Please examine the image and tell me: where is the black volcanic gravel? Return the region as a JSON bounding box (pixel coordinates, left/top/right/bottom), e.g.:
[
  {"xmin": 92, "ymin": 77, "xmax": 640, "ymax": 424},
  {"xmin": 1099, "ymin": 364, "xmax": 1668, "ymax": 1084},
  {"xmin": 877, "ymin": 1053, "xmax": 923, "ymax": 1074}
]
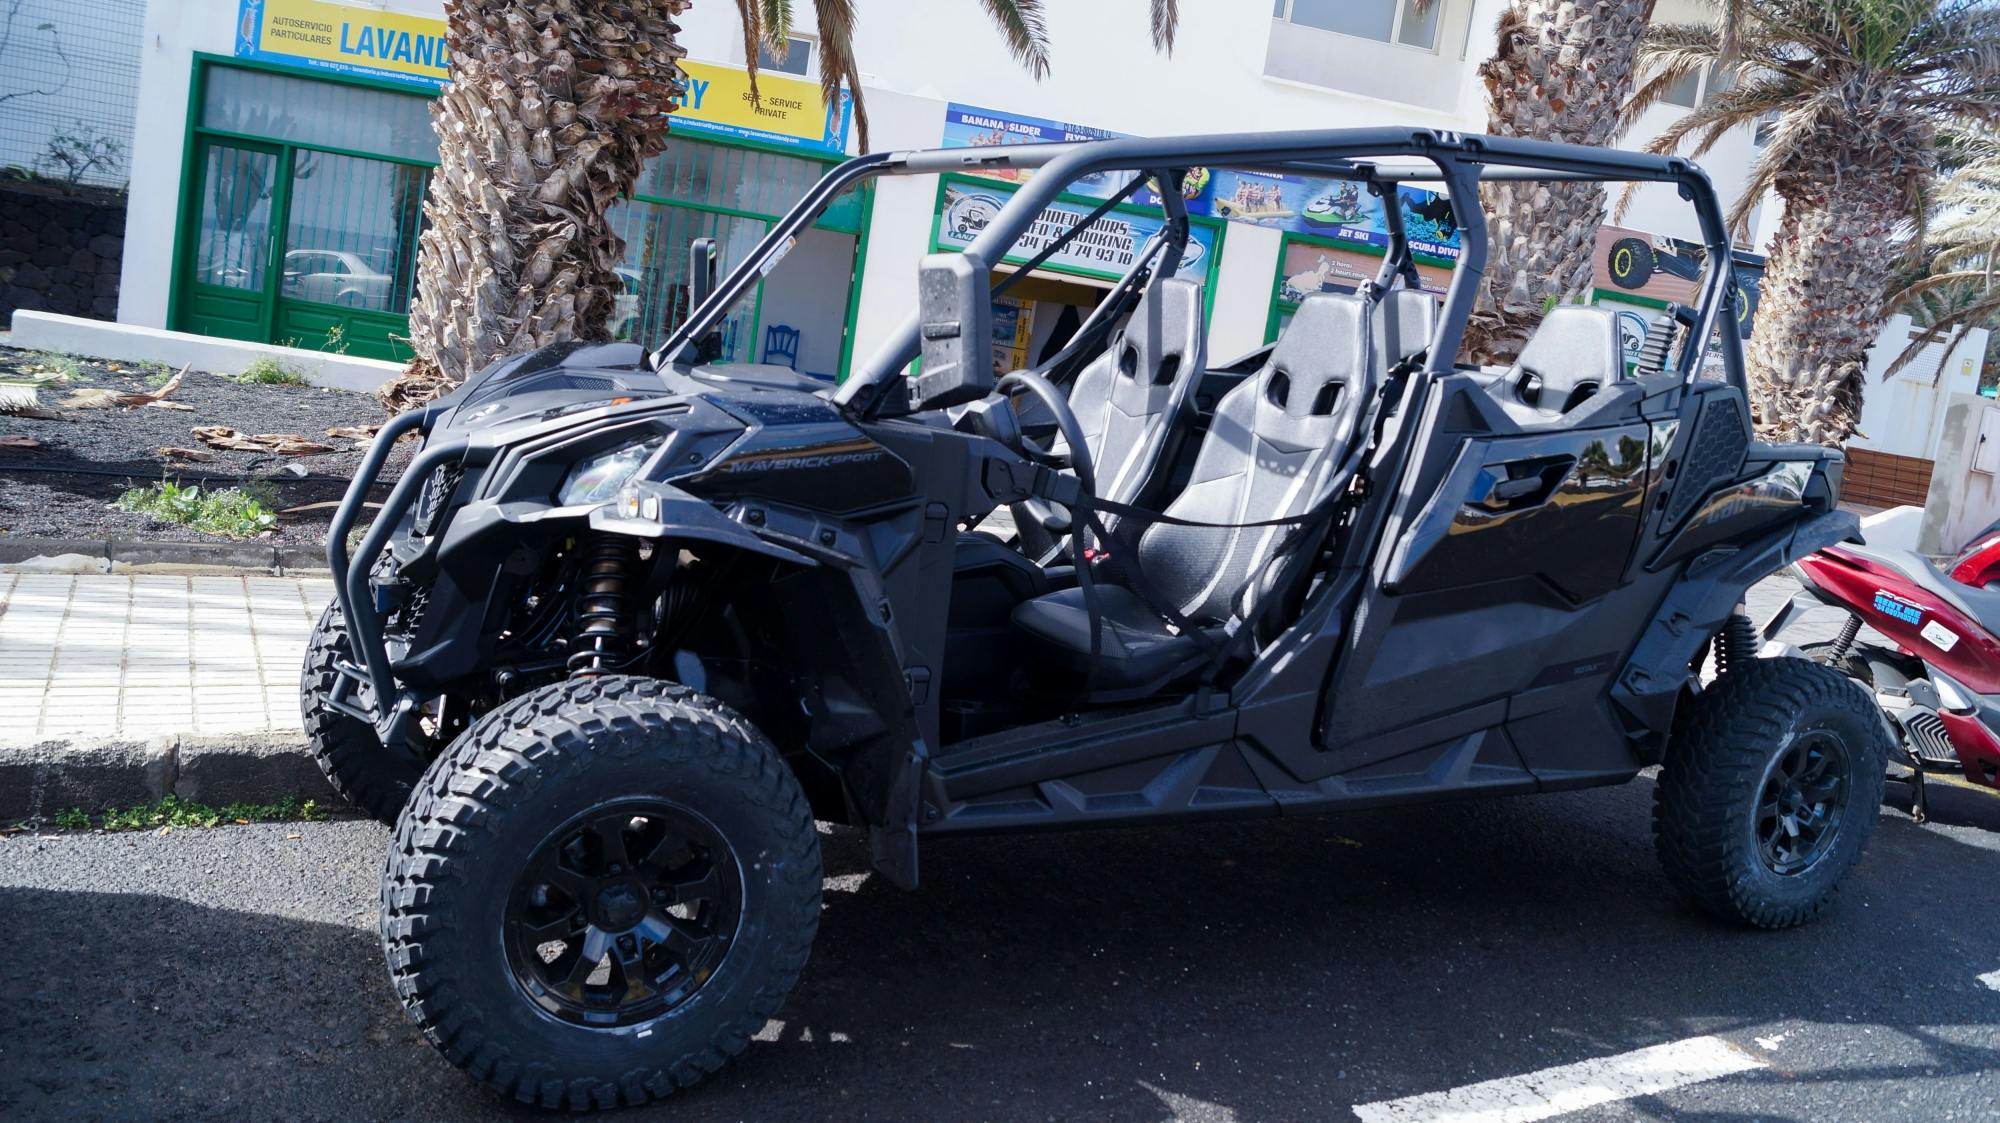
[{"xmin": 0, "ymin": 346, "xmax": 414, "ymax": 545}]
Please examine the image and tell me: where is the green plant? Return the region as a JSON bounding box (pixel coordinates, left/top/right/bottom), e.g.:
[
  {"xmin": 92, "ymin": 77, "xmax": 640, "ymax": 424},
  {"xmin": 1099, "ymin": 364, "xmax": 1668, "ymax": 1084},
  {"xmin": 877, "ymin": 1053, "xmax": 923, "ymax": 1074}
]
[
  {"xmin": 23, "ymin": 350, "xmax": 80, "ymax": 380},
  {"xmin": 139, "ymin": 360, "xmax": 175, "ymax": 387},
  {"xmin": 321, "ymin": 324, "xmax": 350, "ymax": 355},
  {"xmin": 237, "ymin": 356, "xmax": 308, "ymax": 386},
  {"xmin": 115, "ymin": 480, "xmax": 279, "ymax": 538},
  {"xmin": 65, "ymin": 794, "xmax": 327, "ymax": 832}
]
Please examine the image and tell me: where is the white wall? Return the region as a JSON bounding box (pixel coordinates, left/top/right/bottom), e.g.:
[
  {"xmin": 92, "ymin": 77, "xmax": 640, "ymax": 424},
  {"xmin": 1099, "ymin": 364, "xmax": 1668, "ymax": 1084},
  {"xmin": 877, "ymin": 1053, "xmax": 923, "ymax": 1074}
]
[{"xmin": 1850, "ymin": 314, "xmax": 1991, "ymax": 461}]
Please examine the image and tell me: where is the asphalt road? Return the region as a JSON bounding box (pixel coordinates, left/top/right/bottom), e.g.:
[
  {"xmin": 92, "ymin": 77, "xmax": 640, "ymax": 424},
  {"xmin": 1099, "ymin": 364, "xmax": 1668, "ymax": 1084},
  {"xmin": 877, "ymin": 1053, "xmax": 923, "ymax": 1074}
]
[{"xmin": 3, "ymin": 773, "xmax": 1998, "ymax": 1123}]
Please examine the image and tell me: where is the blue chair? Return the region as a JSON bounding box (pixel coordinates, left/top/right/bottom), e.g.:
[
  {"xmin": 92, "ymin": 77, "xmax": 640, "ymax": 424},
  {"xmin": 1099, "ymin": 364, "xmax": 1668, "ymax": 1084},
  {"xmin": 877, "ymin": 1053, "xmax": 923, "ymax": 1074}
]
[{"xmin": 763, "ymin": 324, "xmax": 801, "ymax": 370}]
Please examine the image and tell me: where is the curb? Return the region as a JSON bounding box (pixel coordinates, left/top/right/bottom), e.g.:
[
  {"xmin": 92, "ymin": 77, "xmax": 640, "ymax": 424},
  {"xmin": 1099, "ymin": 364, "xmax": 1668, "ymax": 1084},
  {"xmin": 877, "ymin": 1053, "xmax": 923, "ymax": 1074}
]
[
  {"xmin": 0, "ymin": 731, "xmax": 333, "ymax": 820},
  {"xmin": 0, "ymin": 536, "xmax": 330, "ymax": 575}
]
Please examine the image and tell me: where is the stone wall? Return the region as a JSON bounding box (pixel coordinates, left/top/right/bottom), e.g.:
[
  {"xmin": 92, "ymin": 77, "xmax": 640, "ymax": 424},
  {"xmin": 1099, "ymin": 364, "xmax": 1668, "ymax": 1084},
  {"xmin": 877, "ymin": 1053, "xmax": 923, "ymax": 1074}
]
[{"xmin": 0, "ymin": 180, "xmax": 126, "ymax": 328}]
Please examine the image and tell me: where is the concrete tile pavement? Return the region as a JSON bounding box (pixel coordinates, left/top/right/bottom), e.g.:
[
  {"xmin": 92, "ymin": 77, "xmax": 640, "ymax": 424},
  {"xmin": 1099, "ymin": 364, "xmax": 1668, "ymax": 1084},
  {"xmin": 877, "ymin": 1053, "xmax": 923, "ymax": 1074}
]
[{"xmin": 0, "ymin": 572, "xmax": 331, "ymax": 741}]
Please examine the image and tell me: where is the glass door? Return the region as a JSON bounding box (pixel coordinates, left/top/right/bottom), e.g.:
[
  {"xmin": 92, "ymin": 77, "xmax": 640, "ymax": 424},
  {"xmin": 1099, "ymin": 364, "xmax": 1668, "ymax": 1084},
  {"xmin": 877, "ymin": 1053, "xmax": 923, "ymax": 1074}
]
[
  {"xmin": 178, "ymin": 138, "xmax": 284, "ymax": 343},
  {"xmin": 273, "ymin": 150, "xmax": 429, "ymax": 361}
]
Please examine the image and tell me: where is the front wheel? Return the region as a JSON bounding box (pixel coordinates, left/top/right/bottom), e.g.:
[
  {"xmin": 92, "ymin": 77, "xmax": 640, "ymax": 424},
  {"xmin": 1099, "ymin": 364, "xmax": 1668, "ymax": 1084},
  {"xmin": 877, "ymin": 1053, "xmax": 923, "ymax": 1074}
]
[
  {"xmin": 1654, "ymin": 657, "xmax": 1889, "ymax": 928},
  {"xmin": 300, "ymin": 601, "xmax": 426, "ymax": 823},
  {"xmin": 379, "ymin": 675, "xmax": 821, "ymax": 1110}
]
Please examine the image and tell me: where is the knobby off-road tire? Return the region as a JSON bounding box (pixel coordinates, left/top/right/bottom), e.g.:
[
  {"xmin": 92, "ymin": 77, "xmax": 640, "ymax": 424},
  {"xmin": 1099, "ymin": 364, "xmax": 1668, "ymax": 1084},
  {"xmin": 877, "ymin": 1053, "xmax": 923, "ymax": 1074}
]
[
  {"xmin": 379, "ymin": 675, "xmax": 821, "ymax": 1111},
  {"xmin": 1654, "ymin": 657, "xmax": 1889, "ymax": 928},
  {"xmin": 300, "ymin": 601, "xmax": 422, "ymax": 823}
]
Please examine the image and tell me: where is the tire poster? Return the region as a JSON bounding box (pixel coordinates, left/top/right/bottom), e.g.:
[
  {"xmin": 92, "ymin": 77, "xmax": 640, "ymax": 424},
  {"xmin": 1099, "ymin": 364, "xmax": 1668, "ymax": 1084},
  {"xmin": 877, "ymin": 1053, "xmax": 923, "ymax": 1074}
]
[{"xmin": 1593, "ymin": 224, "xmax": 1763, "ymax": 341}]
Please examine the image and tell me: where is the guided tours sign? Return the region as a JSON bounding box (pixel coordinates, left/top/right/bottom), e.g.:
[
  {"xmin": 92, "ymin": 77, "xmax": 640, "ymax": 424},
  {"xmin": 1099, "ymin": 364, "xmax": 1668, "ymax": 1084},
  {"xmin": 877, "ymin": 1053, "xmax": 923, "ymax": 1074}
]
[{"xmin": 933, "ymin": 177, "xmax": 1218, "ymax": 284}]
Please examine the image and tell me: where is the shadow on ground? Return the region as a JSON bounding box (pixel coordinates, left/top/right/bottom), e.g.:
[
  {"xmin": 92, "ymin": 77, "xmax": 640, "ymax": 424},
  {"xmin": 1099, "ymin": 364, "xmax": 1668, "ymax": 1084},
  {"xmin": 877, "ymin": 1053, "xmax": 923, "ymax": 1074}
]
[{"xmin": 2, "ymin": 780, "xmax": 1996, "ymax": 1122}]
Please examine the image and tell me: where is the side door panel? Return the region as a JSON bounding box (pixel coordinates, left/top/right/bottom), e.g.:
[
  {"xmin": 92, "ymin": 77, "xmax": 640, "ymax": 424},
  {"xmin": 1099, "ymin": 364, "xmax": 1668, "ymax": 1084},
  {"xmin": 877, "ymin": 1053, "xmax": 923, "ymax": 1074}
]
[{"xmin": 1315, "ymin": 379, "xmax": 1678, "ymax": 781}]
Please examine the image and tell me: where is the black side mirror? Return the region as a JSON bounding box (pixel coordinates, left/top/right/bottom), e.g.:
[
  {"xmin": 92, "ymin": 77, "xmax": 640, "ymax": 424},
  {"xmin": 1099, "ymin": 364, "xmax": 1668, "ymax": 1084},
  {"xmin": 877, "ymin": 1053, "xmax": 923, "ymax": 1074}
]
[
  {"xmin": 687, "ymin": 238, "xmax": 723, "ymax": 362},
  {"xmin": 911, "ymin": 252, "xmax": 993, "ymax": 409}
]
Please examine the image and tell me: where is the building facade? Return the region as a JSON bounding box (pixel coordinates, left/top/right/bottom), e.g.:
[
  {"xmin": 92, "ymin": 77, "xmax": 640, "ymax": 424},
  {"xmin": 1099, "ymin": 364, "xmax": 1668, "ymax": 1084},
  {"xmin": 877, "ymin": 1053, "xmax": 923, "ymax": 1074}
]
[{"xmin": 120, "ymin": 0, "xmax": 1776, "ymax": 379}]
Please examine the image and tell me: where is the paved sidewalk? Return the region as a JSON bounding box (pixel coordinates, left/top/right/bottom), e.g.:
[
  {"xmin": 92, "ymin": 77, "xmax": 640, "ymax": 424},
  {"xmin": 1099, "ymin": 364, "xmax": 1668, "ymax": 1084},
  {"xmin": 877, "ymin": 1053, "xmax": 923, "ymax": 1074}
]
[{"xmin": 0, "ymin": 573, "xmax": 330, "ymax": 741}]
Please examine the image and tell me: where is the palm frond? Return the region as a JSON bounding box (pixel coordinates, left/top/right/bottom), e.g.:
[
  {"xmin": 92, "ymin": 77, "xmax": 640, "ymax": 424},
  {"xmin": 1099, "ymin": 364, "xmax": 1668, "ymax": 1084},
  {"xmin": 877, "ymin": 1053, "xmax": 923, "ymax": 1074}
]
[
  {"xmin": 1150, "ymin": 0, "xmax": 1179, "ymax": 54},
  {"xmin": 760, "ymin": 0, "xmax": 792, "ymax": 57},
  {"xmin": 814, "ymin": 0, "xmax": 869, "ymax": 151},
  {"xmin": 976, "ymin": 0, "xmax": 1051, "ymax": 80},
  {"xmin": 734, "ymin": 0, "xmax": 767, "ymax": 105}
]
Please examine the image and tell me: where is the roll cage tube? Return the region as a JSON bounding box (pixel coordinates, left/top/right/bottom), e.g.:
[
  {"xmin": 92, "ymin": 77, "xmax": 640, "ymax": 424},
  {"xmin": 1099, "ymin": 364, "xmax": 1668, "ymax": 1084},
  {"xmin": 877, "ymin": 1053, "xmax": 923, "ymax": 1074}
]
[{"xmin": 805, "ymin": 130, "xmax": 1742, "ymax": 409}]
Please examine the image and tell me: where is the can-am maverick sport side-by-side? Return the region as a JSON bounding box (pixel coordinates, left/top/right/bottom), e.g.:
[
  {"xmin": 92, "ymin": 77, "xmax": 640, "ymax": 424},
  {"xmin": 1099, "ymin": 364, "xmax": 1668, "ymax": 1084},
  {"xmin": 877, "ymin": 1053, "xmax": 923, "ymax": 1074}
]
[{"xmin": 305, "ymin": 129, "xmax": 1886, "ymax": 1110}]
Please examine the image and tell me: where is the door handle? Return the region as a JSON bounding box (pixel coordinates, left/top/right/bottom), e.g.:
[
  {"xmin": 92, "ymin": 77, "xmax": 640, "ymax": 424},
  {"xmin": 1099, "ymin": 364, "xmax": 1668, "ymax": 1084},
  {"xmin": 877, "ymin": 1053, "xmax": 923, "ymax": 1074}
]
[{"xmin": 1472, "ymin": 455, "xmax": 1576, "ymax": 513}]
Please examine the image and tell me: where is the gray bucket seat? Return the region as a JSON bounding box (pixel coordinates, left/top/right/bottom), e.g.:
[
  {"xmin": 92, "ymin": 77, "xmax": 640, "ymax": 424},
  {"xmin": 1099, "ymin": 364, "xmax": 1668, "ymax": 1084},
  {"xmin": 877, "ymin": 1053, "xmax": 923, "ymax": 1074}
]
[
  {"xmin": 1482, "ymin": 305, "xmax": 1624, "ymax": 424},
  {"xmin": 1011, "ymin": 292, "xmax": 1375, "ymax": 689},
  {"xmin": 1062, "ymin": 276, "xmax": 1207, "ymax": 531}
]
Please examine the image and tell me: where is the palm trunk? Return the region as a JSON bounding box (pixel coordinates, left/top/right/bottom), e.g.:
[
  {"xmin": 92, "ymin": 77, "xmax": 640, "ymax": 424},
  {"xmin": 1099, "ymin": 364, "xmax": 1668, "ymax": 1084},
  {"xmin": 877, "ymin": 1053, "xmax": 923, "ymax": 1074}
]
[
  {"xmin": 1462, "ymin": 0, "xmax": 1657, "ymax": 365},
  {"xmin": 381, "ymin": 0, "xmax": 689, "ymax": 412},
  {"xmin": 1749, "ymin": 135, "xmax": 1923, "ymax": 445}
]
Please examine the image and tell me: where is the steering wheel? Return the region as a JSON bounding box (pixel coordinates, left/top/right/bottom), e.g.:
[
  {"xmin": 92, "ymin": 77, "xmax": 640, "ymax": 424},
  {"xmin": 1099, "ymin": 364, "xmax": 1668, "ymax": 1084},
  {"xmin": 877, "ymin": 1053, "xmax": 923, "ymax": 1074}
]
[{"xmin": 995, "ymin": 370, "xmax": 1096, "ymax": 558}]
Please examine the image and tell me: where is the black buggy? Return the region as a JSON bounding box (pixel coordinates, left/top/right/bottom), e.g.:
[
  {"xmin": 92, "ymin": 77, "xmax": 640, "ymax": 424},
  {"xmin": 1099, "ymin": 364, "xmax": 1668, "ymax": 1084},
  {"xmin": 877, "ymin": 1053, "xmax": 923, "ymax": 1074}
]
[{"xmin": 305, "ymin": 129, "xmax": 1887, "ymax": 1109}]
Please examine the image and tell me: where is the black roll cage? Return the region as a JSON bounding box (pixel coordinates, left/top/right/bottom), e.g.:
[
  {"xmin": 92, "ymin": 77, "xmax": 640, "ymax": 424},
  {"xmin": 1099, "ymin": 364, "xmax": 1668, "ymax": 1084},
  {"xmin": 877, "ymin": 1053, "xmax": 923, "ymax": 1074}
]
[{"xmin": 646, "ymin": 127, "xmax": 1748, "ymax": 412}]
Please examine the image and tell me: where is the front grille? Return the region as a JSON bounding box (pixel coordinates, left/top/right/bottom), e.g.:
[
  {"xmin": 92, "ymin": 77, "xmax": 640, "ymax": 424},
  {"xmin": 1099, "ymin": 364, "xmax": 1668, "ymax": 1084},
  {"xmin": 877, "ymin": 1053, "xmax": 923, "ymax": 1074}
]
[
  {"xmin": 388, "ymin": 584, "xmax": 431, "ymax": 636},
  {"xmin": 1905, "ymin": 708, "xmax": 1959, "ymax": 765},
  {"xmin": 413, "ymin": 462, "xmax": 465, "ymax": 537}
]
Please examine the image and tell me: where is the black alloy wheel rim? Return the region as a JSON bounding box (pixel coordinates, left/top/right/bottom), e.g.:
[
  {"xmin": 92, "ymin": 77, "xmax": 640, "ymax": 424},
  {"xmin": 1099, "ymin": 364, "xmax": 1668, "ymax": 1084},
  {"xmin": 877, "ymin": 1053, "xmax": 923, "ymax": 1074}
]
[
  {"xmin": 1754, "ymin": 731, "xmax": 1851, "ymax": 876},
  {"xmin": 505, "ymin": 799, "xmax": 742, "ymax": 1028}
]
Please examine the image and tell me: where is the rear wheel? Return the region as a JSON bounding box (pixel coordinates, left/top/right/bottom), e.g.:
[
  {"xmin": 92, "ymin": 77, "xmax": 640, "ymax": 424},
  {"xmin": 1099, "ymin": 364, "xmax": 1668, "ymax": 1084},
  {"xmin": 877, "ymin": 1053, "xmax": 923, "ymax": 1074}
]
[
  {"xmin": 1654, "ymin": 657, "xmax": 1889, "ymax": 928},
  {"xmin": 379, "ymin": 675, "xmax": 821, "ymax": 1110},
  {"xmin": 300, "ymin": 601, "xmax": 424, "ymax": 823}
]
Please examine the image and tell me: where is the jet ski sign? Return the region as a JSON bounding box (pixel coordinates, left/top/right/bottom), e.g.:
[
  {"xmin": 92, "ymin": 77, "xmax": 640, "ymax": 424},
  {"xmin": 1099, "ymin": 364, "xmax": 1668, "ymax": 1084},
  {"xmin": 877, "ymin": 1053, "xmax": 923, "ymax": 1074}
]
[{"xmin": 934, "ymin": 177, "xmax": 1216, "ymax": 284}]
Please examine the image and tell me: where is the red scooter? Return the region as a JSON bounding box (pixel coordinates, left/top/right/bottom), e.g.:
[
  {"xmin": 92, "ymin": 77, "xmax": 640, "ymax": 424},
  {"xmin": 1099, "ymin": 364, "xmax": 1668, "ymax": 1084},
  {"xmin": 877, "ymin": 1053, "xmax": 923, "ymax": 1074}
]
[{"xmin": 1765, "ymin": 523, "xmax": 2000, "ymax": 820}]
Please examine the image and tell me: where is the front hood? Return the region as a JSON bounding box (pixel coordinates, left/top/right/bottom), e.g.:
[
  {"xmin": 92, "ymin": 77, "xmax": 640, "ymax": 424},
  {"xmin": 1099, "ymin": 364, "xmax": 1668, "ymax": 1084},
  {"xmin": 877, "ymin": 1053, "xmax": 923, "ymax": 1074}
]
[{"xmin": 414, "ymin": 347, "xmax": 910, "ymax": 525}]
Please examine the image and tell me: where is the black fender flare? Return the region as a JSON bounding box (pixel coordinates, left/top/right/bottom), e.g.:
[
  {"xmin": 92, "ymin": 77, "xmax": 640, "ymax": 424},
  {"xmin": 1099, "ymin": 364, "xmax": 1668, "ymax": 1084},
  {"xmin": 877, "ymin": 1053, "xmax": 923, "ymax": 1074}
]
[{"xmin": 1613, "ymin": 509, "xmax": 1861, "ymax": 742}]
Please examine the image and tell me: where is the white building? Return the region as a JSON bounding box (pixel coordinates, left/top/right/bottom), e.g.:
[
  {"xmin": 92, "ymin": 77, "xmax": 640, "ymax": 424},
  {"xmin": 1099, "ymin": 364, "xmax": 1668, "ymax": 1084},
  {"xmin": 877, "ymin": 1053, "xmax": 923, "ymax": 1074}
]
[{"xmin": 118, "ymin": 0, "xmax": 1781, "ymax": 386}]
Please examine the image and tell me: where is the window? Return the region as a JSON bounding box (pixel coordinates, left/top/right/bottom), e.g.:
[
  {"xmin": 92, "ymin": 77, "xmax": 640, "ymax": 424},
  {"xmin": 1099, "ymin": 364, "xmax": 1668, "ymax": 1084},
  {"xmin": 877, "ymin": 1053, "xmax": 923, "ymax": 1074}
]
[
  {"xmin": 1276, "ymin": 0, "xmax": 1439, "ymax": 50},
  {"xmin": 756, "ymin": 35, "xmax": 813, "ymax": 77},
  {"xmin": 1655, "ymin": 63, "xmax": 1733, "ymax": 110},
  {"xmin": 1752, "ymin": 111, "xmax": 1778, "ymax": 147}
]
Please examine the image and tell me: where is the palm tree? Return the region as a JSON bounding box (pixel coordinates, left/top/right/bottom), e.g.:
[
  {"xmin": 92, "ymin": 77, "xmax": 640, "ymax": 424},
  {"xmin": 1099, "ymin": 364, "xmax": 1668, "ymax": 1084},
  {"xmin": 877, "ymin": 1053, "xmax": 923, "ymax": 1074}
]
[
  {"xmin": 1460, "ymin": 0, "xmax": 1661, "ymax": 365},
  {"xmin": 1626, "ymin": 0, "xmax": 2000, "ymax": 445},
  {"xmin": 385, "ymin": 0, "xmax": 692, "ymax": 411},
  {"xmin": 731, "ymin": 0, "xmax": 1178, "ymax": 154},
  {"xmin": 1885, "ymin": 145, "xmax": 2000, "ymax": 378},
  {"xmin": 385, "ymin": 0, "xmax": 1179, "ymax": 409}
]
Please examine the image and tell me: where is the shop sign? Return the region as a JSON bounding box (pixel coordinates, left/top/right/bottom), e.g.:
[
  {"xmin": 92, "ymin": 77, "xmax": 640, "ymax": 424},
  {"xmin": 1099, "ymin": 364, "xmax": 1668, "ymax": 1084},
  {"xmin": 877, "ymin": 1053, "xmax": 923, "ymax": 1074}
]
[
  {"xmin": 234, "ymin": 0, "xmax": 450, "ymax": 89},
  {"xmin": 935, "ymin": 179, "xmax": 1218, "ymax": 284},
  {"xmin": 940, "ymin": 102, "xmax": 1460, "ymax": 261},
  {"xmin": 673, "ymin": 60, "xmax": 852, "ymax": 156},
  {"xmin": 233, "ymin": 1, "xmax": 852, "ymax": 155}
]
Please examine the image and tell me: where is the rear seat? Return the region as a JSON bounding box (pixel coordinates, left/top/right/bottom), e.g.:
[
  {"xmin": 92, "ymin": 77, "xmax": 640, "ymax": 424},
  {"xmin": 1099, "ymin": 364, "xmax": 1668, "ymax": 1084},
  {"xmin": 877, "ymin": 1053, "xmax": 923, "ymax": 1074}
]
[{"xmin": 1481, "ymin": 305, "xmax": 1623, "ymax": 424}]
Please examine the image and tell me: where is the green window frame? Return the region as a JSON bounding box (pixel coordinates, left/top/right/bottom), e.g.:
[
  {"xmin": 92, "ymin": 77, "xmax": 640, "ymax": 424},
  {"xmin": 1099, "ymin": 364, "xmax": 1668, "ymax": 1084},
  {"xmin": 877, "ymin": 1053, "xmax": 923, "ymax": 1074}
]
[{"xmin": 168, "ymin": 53, "xmax": 873, "ymax": 374}]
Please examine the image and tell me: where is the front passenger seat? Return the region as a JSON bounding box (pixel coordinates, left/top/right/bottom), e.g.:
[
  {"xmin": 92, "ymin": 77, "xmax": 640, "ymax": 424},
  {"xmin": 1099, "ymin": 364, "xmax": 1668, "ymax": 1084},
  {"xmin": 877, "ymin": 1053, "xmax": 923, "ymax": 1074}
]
[
  {"xmin": 1062, "ymin": 277, "xmax": 1207, "ymax": 532},
  {"xmin": 1011, "ymin": 293, "xmax": 1374, "ymax": 691}
]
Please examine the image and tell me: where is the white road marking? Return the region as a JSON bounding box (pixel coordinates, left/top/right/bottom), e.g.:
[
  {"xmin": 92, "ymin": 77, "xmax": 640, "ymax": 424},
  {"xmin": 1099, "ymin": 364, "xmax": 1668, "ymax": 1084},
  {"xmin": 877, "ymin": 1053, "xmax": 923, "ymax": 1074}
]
[
  {"xmin": 1351, "ymin": 1035, "xmax": 1764, "ymax": 1123},
  {"xmin": 1754, "ymin": 1032, "xmax": 1788, "ymax": 1051},
  {"xmin": 1979, "ymin": 969, "xmax": 2000, "ymax": 992}
]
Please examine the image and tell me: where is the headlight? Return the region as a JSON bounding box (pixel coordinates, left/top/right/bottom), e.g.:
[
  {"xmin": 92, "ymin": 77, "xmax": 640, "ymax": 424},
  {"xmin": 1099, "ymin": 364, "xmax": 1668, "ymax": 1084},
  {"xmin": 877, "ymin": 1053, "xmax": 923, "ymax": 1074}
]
[{"xmin": 559, "ymin": 437, "xmax": 663, "ymax": 506}]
